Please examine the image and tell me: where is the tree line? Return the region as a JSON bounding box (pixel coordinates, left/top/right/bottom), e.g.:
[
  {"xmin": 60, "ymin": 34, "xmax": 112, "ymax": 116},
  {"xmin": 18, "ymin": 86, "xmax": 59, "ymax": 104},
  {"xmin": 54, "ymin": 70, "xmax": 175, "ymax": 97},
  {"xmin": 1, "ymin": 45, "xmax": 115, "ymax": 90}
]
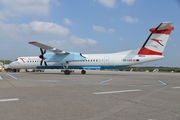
[
  {"xmin": 0, "ymin": 60, "xmax": 12, "ymax": 64},
  {"xmin": 119, "ymin": 66, "xmax": 180, "ymax": 73}
]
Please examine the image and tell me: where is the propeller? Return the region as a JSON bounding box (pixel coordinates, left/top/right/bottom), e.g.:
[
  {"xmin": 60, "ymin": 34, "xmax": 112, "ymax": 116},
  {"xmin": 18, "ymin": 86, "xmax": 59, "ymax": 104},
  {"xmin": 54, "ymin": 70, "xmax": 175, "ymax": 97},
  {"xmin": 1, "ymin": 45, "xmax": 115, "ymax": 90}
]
[{"xmin": 39, "ymin": 48, "xmax": 47, "ymax": 66}]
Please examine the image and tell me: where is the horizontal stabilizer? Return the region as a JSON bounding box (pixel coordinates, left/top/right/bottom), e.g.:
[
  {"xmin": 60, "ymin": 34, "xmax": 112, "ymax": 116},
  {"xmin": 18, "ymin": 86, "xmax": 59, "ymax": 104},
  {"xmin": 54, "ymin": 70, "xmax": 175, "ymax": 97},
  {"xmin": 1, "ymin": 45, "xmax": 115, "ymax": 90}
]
[
  {"xmin": 149, "ymin": 22, "xmax": 174, "ymax": 34},
  {"xmin": 156, "ymin": 22, "xmax": 173, "ymax": 30}
]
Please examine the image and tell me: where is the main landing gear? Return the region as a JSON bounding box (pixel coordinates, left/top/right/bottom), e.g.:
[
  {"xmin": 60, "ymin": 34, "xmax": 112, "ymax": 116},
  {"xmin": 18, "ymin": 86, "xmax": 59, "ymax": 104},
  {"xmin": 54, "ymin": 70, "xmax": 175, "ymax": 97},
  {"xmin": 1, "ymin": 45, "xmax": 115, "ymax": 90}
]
[
  {"xmin": 81, "ymin": 70, "xmax": 86, "ymax": 74},
  {"xmin": 64, "ymin": 70, "xmax": 72, "ymax": 75},
  {"xmin": 63, "ymin": 62, "xmax": 72, "ymax": 75},
  {"xmin": 63, "ymin": 69, "xmax": 86, "ymax": 75},
  {"xmin": 63, "ymin": 61, "xmax": 87, "ymax": 75}
]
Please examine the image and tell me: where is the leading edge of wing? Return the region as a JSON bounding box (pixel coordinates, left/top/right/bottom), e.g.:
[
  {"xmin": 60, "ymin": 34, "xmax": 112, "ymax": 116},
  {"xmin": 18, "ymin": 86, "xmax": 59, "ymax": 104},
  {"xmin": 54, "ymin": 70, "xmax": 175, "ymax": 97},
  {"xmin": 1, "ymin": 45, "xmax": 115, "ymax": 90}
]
[{"xmin": 29, "ymin": 41, "xmax": 69, "ymax": 54}]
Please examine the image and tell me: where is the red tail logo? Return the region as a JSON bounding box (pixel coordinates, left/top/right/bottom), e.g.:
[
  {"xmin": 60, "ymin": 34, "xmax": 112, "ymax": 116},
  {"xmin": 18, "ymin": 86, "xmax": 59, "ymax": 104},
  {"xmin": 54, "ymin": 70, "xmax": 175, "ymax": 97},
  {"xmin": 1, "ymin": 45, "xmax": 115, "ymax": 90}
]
[{"xmin": 151, "ymin": 38, "xmax": 163, "ymax": 46}]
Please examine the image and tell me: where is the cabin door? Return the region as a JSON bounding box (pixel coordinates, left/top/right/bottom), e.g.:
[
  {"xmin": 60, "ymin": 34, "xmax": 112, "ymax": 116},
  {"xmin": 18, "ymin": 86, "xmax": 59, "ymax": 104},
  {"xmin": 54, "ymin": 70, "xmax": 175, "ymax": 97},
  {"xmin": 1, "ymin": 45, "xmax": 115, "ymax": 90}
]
[{"xmin": 104, "ymin": 56, "xmax": 109, "ymax": 65}]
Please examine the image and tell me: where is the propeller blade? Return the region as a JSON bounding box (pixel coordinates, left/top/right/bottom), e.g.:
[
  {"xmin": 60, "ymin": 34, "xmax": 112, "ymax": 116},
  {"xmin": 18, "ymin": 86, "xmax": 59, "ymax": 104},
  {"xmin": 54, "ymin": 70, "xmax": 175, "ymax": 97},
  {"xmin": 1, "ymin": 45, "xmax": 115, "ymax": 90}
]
[
  {"xmin": 44, "ymin": 62, "xmax": 47, "ymax": 66},
  {"xmin": 43, "ymin": 50, "xmax": 46, "ymax": 54},
  {"xmin": 40, "ymin": 60, "xmax": 43, "ymax": 66},
  {"xmin": 39, "ymin": 48, "xmax": 47, "ymax": 66},
  {"xmin": 40, "ymin": 48, "xmax": 43, "ymax": 54}
]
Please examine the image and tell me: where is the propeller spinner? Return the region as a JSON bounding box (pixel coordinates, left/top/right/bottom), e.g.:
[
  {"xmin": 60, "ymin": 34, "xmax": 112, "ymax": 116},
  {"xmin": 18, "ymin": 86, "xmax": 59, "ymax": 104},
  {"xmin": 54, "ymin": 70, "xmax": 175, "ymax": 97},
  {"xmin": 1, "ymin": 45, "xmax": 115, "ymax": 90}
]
[{"xmin": 39, "ymin": 48, "xmax": 47, "ymax": 66}]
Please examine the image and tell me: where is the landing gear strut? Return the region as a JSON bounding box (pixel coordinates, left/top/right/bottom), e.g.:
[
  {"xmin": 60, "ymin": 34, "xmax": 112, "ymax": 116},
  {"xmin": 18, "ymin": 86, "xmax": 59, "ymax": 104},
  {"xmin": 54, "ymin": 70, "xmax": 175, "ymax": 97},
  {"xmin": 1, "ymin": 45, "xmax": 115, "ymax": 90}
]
[{"xmin": 63, "ymin": 61, "xmax": 72, "ymax": 75}]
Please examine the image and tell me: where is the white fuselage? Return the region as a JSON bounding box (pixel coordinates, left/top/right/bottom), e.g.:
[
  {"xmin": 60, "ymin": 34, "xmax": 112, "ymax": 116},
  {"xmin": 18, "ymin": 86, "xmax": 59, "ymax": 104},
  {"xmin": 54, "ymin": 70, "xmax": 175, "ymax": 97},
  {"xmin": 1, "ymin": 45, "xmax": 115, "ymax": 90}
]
[{"xmin": 9, "ymin": 49, "xmax": 164, "ymax": 70}]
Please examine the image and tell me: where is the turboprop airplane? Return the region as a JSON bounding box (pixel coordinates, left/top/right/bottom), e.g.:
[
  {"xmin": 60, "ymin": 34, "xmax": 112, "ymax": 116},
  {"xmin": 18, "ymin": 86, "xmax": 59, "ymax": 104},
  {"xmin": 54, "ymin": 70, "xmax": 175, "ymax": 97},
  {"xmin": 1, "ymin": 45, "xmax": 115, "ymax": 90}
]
[{"xmin": 9, "ymin": 22, "xmax": 174, "ymax": 75}]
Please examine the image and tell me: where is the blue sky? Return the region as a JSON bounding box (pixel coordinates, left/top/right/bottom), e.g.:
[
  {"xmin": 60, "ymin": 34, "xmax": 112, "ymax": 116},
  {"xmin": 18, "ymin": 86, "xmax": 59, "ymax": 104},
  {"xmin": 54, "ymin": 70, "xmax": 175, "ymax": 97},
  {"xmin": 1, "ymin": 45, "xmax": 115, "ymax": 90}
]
[{"xmin": 0, "ymin": 0, "xmax": 180, "ymax": 67}]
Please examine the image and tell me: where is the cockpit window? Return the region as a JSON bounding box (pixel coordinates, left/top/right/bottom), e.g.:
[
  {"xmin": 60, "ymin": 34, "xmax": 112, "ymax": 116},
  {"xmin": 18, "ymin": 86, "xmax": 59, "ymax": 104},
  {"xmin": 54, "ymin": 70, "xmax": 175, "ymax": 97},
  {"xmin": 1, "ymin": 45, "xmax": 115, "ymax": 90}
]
[{"xmin": 15, "ymin": 59, "xmax": 18, "ymax": 61}]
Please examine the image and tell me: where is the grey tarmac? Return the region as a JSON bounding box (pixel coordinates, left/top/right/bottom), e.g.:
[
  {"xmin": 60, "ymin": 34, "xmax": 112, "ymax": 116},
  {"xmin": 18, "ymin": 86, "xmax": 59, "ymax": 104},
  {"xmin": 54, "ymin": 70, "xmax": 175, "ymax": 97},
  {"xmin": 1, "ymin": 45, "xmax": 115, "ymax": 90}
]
[{"xmin": 0, "ymin": 70, "xmax": 180, "ymax": 120}]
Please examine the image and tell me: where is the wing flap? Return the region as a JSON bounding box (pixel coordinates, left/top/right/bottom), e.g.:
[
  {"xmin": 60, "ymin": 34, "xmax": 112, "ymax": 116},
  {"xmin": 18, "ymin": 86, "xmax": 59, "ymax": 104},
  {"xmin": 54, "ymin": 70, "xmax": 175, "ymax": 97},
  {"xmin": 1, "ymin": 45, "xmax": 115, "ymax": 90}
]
[{"xmin": 29, "ymin": 41, "xmax": 69, "ymax": 54}]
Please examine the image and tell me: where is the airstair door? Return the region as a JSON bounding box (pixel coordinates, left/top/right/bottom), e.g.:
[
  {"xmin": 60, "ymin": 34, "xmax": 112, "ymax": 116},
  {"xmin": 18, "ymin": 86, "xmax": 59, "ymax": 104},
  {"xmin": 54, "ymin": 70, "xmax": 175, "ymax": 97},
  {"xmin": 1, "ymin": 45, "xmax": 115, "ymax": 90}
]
[{"xmin": 104, "ymin": 56, "xmax": 109, "ymax": 65}]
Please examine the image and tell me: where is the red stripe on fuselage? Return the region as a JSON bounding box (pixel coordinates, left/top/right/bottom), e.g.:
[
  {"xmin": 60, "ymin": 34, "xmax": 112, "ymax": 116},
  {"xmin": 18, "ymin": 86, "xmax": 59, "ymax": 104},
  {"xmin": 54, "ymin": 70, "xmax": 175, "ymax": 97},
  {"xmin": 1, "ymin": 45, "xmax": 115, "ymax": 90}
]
[
  {"xmin": 19, "ymin": 58, "xmax": 25, "ymax": 63},
  {"xmin": 138, "ymin": 47, "xmax": 162, "ymax": 55}
]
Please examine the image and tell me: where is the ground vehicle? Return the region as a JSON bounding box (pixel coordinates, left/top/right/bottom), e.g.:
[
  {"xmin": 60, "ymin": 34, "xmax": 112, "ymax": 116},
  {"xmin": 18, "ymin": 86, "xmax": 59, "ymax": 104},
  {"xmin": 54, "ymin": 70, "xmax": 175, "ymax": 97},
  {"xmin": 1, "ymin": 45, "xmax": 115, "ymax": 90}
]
[
  {"xmin": 25, "ymin": 69, "xmax": 44, "ymax": 72},
  {"xmin": 0, "ymin": 62, "xmax": 3, "ymax": 72},
  {"xmin": 3, "ymin": 64, "xmax": 20, "ymax": 72}
]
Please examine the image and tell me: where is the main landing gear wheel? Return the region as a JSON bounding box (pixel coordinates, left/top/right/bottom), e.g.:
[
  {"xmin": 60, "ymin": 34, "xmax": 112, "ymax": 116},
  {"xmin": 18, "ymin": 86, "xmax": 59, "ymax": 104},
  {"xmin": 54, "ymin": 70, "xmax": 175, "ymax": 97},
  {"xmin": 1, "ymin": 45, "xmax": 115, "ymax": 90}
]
[
  {"xmin": 64, "ymin": 70, "xmax": 71, "ymax": 75},
  {"xmin": 81, "ymin": 70, "xmax": 86, "ymax": 74}
]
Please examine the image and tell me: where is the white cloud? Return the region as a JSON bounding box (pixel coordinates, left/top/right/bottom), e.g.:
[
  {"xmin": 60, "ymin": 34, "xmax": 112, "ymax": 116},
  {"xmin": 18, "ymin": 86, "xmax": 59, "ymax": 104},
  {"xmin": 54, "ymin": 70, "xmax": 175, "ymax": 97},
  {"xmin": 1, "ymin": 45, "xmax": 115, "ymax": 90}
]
[
  {"xmin": 122, "ymin": 16, "xmax": 138, "ymax": 23},
  {"xmin": 70, "ymin": 36, "xmax": 97, "ymax": 45},
  {"xmin": 93, "ymin": 25, "xmax": 115, "ymax": 33},
  {"xmin": 121, "ymin": 0, "xmax": 135, "ymax": 5},
  {"xmin": 0, "ymin": 21, "xmax": 70, "ymax": 42},
  {"xmin": 0, "ymin": 0, "xmax": 51, "ymax": 20},
  {"xmin": 51, "ymin": 0, "xmax": 61, "ymax": 6},
  {"xmin": 93, "ymin": 25, "xmax": 106, "ymax": 32},
  {"xmin": 64, "ymin": 18, "xmax": 72, "ymax": 25},
  {"xmin": 43, "ymin": 36, "xmax": 97, "ymax": 51},
  {"xmin": 108, "ymin": 29, "xmax": 115, "ymax": 33},
  {"xmin": 94, "ymin": 0, "xmax": 116, "ymax": 8},
  {"xmin": 27, "ymin": 21, "xmax": 70, "ymax": 36},
  {"xmin": 119, "ymin": 37, "xmax": 124, "ymax": 41},
  {"xmin": 0, "ymin": 22, "xmax": 25, "ymax": 41}
]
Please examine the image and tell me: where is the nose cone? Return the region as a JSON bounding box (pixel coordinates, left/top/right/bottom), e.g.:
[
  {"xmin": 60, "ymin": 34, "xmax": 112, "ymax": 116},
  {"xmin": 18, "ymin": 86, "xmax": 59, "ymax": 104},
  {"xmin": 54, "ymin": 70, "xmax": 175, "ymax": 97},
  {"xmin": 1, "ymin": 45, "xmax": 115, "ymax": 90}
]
[
  {"xmin": 8, "ymin": 62, "xmax": 14, "ymax": 68},
  {"xmin": 9, "ymin": 61, "xmax": 19, "ymax": 69}
]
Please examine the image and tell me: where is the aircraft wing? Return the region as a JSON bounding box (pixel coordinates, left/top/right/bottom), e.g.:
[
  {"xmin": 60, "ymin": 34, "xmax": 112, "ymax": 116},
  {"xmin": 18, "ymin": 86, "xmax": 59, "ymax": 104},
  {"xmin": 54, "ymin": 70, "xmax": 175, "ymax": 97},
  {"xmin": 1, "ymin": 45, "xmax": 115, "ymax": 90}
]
[{"xmin": 29, "ymin": 41, "xmax": 69, "ymax": 54}]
